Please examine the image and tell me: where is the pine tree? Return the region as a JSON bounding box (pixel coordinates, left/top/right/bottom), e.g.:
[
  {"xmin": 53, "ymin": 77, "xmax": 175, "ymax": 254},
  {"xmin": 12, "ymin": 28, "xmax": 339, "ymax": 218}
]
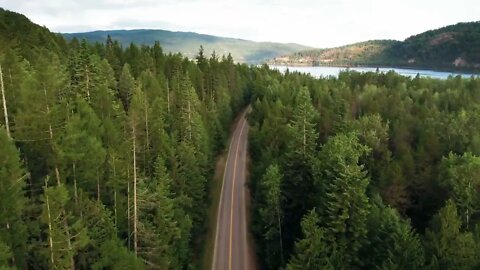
[
  {"xmin": 15, "ymin": 51, "xmax": 68, "ymax": 186},
  {"xmin": 0, "ymin": 128, "xmax": 28, "ymax": 268},
  {"xmin": 136, "ymin": 158, "xmax": 181, "ymax": 268},
  {"xmin": 118, "ymin": 64, "xmax": 135, "ymax": 111},
  {"xmin": 316, "ymin": 133, "xmax": 371, "ymax": 268},
  {"xmin": 424, "ymin": 200, "xmax": 478, "ymax": 269},
  {"xmin": 286, "ymin": 210, "xmax": 333, "ymax": 270},
  {"xmin": 92, "ymin": 238, "xmax": 145, "ymax": 270},
  {"xmin": 282, "ymin": 86, "xmax": 319, "ymax": 255},
  {"xmin": 440, "ymin": 152, "xmax": 480, "ymax": 228},
  {"xmin": 361, "ymin": 197, "xmax": 425, "ymax": 269},
  {"xmin": 57, "ymin": 98, "xmax": 106, "ymax": 203},
  {"xmin": 258, "ymin": 164, "xmax": 284, "ymax": 269},
  {"xmin": 41, "ymin": 179, "xmax": 89, "ymax": 269}
]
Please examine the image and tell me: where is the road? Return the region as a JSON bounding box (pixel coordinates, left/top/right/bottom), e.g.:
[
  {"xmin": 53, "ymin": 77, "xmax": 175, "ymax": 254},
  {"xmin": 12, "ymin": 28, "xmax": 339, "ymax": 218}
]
[{"xmin": 212, "ymin": 111, "xmax": 256, "ymax": 270}]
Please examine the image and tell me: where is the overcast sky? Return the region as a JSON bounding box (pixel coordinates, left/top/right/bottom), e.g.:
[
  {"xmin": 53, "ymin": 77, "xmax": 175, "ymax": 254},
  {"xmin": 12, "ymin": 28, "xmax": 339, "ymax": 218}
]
[{"xmin": 1, "ymin": 0, "xmax": 479, "ymax": 48}]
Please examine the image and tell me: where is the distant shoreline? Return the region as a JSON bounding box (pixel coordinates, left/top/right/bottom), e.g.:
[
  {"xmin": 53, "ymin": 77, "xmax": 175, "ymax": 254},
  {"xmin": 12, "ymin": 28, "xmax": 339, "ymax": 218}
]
[{"xmin": 265, "ymin": 62, "xmax": 480, "ymax": 75}]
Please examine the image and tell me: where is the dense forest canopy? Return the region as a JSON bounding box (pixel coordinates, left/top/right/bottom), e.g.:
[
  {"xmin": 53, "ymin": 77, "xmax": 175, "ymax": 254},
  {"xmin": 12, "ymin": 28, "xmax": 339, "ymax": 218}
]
[
  {"xmin": 0, "ymin": 7, "xmax": 252, "ymax": 269},
  {"xmin": 270, "ymin": 21, "xmax": 480, "ymax": 72},
  {"xmin": 1, "ymin": 7, "xmax": 480, "ymax": 270},
  {"xmin": 248, "ymin": 67, "xmax": 480, "ymax": 269}
]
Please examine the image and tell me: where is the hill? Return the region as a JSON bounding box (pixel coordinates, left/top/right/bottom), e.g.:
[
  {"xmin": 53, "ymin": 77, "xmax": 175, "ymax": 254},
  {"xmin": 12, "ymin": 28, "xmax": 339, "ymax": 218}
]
[
  {"xmin": 0, "ymin": 8, "xmax": 67, "ymax": 59},
  {"xmin": 270, "ymin": 22, "xmax": 480, "ymax": 71},
  {"xmin": 63, "ymin": 29, "xmax": 311, "ymax": 63}
]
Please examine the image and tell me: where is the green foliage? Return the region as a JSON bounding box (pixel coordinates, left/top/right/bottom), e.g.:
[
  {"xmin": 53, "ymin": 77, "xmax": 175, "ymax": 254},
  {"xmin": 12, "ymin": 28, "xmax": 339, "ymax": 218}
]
[
  {"xmin": 257, "ymin": 164, "xmax": 284, "ymax": 269},
  {"xmin": 249, "ymin": 67, "xmax": 480, "ymax": 268},
  {"xmin": 0, "ymin": 129, "xmax": 27, "ymax": 268},
  {"xmin": 316, "ymin": 133, "xmax": 371, "ymax": 268},
  {"xmin": 286, "ymin": 209, "xmax": 333, "ymax": 270},
  {"xmin": 4, "ymin": 7, "xmax": 480, "ymax": 269},
  {"xmin": 425, "ymin": 200, "xmax": 479, "ymax": 269},
  {"xmin": 41, "ymin": 183, "xmax": 89, "ymax": 269},
  {"xmin": 92, "ymin": 239, "xmax": 145, "ymax": 270},
  {"xmin": 118, "ymin": 63, "xmax": 135, "ymax": 110},
  {"xmin": 0, "ymin": 10, "xmax": 251, "ymax": 268},
  {"xmin": 361, "ymin": 197, "xmax": 425, "ymax": 269},
  {"xmin": 440, "ymin": 152, "xmax": 480, "ymax": 228}
]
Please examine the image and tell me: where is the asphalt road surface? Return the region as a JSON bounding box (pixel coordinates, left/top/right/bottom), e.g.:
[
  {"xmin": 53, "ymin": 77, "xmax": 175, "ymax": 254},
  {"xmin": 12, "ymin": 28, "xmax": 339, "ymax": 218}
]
[{"xmin": 212, "ymin": 112, "xmax": 256, "ymax": 270}]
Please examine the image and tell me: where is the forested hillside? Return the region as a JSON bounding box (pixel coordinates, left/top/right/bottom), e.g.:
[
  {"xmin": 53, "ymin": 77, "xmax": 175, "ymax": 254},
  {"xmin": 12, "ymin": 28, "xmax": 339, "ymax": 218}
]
[
  {"xmin": 0, "ymin": 8, "xmax": 252, "ymax": 269},
  {"xmin": 63, "ymin": 29, "xmax": 311, "ymax": 64},
  {"xmin": 249, "ymin": 67, "xmax": 480, "ymax": 269},
  {"xmin": 271, "ymin": 21, "xmax": 480, "ymax": 72},
  {"xmin": 0, "ymin": 8, "xmax": 67, "ymax": 59}
]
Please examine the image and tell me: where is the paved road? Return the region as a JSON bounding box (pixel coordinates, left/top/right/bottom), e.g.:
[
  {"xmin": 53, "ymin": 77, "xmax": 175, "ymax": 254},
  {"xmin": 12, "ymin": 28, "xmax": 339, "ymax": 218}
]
[{"xmin": 212, "ymin": 112, "xmax": 255, "ymax": 270}]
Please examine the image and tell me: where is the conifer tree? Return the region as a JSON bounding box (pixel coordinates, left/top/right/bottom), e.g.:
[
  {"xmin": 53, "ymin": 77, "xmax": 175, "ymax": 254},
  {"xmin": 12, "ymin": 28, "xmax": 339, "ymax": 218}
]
[
  {"xmin": 58, "ymin": 98, "xmax": 106, "ymax": 203},
  {"xmin": 0, "ymin": 128, "xmax": 28, "ymax": 268},
  {"xmin": 286, "ymin": 210, "xmax": 332, "ymax": 270},
  {"xmin": 258, "ymin": 164, "xmax": 284, "ymax": 268},
  {"xmin": 425, "ymin": 200, "xmax": 478, "ymax": 269},
  {"xmin": 440, "ymin": 152, "xmax": 480, "ymax": 228},
  {"xmin": 316, "ymin": 133, "xmax": 371, "ymax": 268},
  {"xmin": 41, "ymin": 179, "xmax": 89, "ymax": 269},
  {"xmin": 118, "ymin": 64, "xmax": 135, "ymax": 111}
]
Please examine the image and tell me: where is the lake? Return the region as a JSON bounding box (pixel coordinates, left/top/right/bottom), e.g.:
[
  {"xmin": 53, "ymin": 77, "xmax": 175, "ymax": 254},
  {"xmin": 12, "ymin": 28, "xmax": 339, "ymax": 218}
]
[{"xmin": 269, "ymin": 65, "xmax": 479, "ymax": 80}]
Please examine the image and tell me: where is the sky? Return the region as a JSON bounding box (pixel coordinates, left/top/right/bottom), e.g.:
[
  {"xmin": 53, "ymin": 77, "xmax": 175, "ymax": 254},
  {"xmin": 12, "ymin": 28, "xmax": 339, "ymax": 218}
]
[{"xmin": 1, "ymin": 0, "xmax": 479, "ymax": 48}]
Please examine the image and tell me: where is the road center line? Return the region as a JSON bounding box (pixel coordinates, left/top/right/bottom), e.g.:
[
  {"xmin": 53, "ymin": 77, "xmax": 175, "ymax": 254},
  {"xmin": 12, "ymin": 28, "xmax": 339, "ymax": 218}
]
[
  {"xmin": 229, "ymin": 118, "xmax": 247, "ymax": 270},
  {"xmin": 212, "ymin": 118, "xmax": 236, "ymax": 270}
]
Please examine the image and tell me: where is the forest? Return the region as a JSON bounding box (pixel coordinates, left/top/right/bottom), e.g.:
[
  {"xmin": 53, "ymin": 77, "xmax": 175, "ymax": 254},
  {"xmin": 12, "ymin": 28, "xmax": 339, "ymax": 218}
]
[
  {"xmin": 1, "ymin": 7, "xmax": 480, "ymax": 270},
  {"xmin": 249, "ymin": 68, "xmax": 480, "ymax": 269},
  {"xmin": 0, "ymin": 8, "xmax": 254, "ymax": 268}
]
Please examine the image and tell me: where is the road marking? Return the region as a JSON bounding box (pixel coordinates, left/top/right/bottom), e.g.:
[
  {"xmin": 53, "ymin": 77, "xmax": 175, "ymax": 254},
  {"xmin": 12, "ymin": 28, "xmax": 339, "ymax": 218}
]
[
  {"xmin": 212, "ymin": 123, "xmax": 236, "ymax": 270},
  {"xmin": 212, "ymin": 112, "xmax": 247, "ymax": 270},
  {"xmin": 229, "ymin": 118, "xmax": 247, "ymax": 270}
]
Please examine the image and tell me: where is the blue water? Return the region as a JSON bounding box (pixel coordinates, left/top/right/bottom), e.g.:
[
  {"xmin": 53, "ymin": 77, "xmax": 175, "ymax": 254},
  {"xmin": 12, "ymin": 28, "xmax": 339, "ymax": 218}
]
[{"xmin": 269, "ymin": 65, "xmax": 479, "ymax": 80}]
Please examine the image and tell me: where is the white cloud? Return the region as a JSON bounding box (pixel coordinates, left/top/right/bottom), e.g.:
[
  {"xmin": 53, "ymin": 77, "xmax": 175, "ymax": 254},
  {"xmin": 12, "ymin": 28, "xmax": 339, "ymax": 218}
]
[{"xmin": 0, "ymin": 0, "xmax": 478, "ymax": 47}]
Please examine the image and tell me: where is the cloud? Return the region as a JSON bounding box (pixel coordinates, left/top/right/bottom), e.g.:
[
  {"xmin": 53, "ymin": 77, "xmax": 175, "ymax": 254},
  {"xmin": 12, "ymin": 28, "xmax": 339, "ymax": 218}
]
[{"xmin": 0, "ymin": 0, "xmax": 479, "ymax": 48}]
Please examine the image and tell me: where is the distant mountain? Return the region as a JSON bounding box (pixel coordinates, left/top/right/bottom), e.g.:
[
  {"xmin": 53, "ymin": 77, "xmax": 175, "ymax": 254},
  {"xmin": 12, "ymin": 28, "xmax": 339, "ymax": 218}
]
[
  {"xmin": 63, "ymin": 29, "xmax": 311, "ymax": 63},
  {"xmin": 270, "ymin": 22, "xmax": 480, "ymax": 72}
]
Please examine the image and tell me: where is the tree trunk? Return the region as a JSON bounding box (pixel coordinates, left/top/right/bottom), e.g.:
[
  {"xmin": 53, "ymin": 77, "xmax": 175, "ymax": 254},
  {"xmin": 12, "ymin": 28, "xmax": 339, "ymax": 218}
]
[
  {"xmin": 276, "ymin": 204, "xmax": 284, "ymax": 265},
  {"xmin": 188, "ymin": 100, "xmax": 192, "ymax": 141},
  {"xmin": 97, "ymin": 169, "xmax": 100, "ymax": 202},
  {"xmin": 112, "ymin": 155, "xmax": 117, "ymax": 227},
  {"xmin": 85, "ymin": 64, "xmax": 90, "ymax": 102},
  {"xmin": 144, "ymin": 94, "xmax": 149, "ymax": 174},
  {"xmin": 43, "ymin": 85, "xmax": 61, "ymax": 185},
  {"xmin": 127, "ymin": 165, "xmax": 131, "ymax": 249},
  {"xmin": 73, "ymin": 163, "xmax": 78, "ymax": 206},
  {"xmin": 44, "ymin": 177, "xmax": 55, "ymax": 266},
  {"xmin": 0, "ymin": 64, "xmax": 11, "ymax": 139},
  {"xmin": 303, "ymin": 104, "xmax": 306, "ymax": 156},
  {"xmin": 166, "ymin": 81, "xmax": 170, "ymax": 114},
  {"xmin": 132, "ymin": 121, "xmax": 138, "ymax": 256}
]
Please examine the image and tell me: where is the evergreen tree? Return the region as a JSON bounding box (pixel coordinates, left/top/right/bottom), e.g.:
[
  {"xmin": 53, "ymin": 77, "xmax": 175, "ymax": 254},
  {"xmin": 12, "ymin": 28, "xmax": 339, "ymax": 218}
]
[
  {"xmin": 361, "ymin": 197, "xmax": 425, "ymax": 269},
  {"xmin": 286, "ymin": 210, "xmax": 333, "ymax": 270},
  {"xmin": 40, "ymin": 180, "xmax": 89, "ymax": 269},
  {"xmin": 58, "ymin": 98, "xmax": 106, "ymax": 203},
  {"xmin": 0, "ymin": 128, "xmax": 28, "ymax": 268},
  {"xmin": 282, "ymin": 86, "xmax": 319, "ymax": 255},
  {"xmin": 424, "ymin": 200, "xmax": 478, "ymax": 269},
  {"xmin": 440, "ymin": 152, "xmax": 480, "ymax": 228},
  {"xmin": 258, "ymin": 164, "xmax": 284, "ymax": 269},
  {"xmin": 118, "ymin": 64, "xmax": 135, "ymax": 111},
  {"xmin": 316, "ymin": 133, "xmax": 371, "ymax": 268}
]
